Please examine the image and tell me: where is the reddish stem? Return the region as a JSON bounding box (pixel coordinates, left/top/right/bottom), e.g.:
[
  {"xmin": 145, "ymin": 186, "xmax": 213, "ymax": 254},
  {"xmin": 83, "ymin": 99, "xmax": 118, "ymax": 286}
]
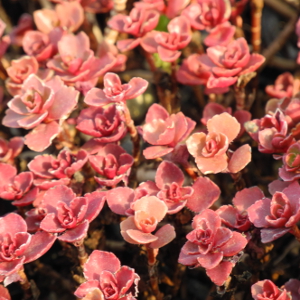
[
  {"xmin": 147, "ymin": 247, "xmax": 163, "ymax": 300},
  {"xmin": 75, "ymin": 241, "xmax": 89, "ymax": 268},
  {"xmin": 251, "ymin": 0, "xmax": 264, "ymax": 53},
  {"xmin": 290, "ymin": 225, "xmax": 300, "ymax": 243},
  {"xmin": 18, "ymin": 268, "xmax": 32, "ymax": 299}
]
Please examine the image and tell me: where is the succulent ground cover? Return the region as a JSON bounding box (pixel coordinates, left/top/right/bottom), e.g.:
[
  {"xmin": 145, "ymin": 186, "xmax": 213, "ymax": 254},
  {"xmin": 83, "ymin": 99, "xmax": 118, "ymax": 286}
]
[{"xmin": 0, "ymin": 0, "xmax": 300, "ymax": 299}]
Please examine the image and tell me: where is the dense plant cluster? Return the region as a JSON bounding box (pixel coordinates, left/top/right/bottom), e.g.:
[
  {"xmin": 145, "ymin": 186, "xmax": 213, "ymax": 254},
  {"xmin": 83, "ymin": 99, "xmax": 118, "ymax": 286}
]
[{"xmin": 0, "ymin": 0, "xmax": 300, "ymax": 299}]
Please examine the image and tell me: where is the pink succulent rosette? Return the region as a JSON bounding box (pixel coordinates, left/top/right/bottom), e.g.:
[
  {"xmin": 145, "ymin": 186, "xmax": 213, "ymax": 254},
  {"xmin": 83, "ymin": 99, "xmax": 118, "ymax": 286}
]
[
  {"xmin": 141, "ymin": 15, "xmax": 191, "ymax": 62},
  {"xmin": 75, "ymin": 250, "xmax": 140, "ymax": 300},
  {"xmin": 76, "ymin": 105, "xmax": 127, "ymax": 145},
  {"xmin": 89, "ymin": 144, "xmax": 134, "ymax": 187},
  {"xmin": 217, "ymin": 186, "xmax": 264, "ymax": 231},
  {"xmin": 135, "ymin": 0, "xmax": 190, "ymax": 19},
  {"xmin": 0, "ymin": 285, "xmax": 11, "ymax": 300},
  {"xmin": 22, "ymin": 29, "xmax": 64, "ymax": 62},
  {"xmin": 265, "ymin": 94, "xmax": 300, "ymax": 128},
  {"xmin": 245, "ymin": 109, "xmax": 295, "ymax": 155},
  {"xmin": 251, "ymin": 280, "xmax": 291, "ymax": 300},
  {"xmin": 284, "ymin": 279, "xmax": 300, "ymax": 300},
  {"xmin": 84, "ymin": 72, "xmax": 148, "ymax": 107},
  {"xmin": 155, "ymin": 161, "xmax": 220, "ymax": 214},
  {"xmin": 120, "ymin": 196, "xmax": 176, "ymax": 248},
  {"xmin": 182, "ymin": 0, "xmax": 235, "ymax": 47},
  {"xmin": 9, "ymin": 14, "xmax": 33, "ymax": 47},
  {"xmin": 265, "ymin": 72, "xmax": 299, "ymax": 99},
  {"xmin": 28, "ymin": 149, "xmax": 89, "ymax": 189},
  {"xmin": 0, "ymin": 163, "xmax": 39, "ymax": 206},
  {"xmin": 5, "ymin": 56, "xmax": 53, "ymax": 96},
  {"xmin": 201, "ymin": 102, "xmax": 251, "ymax": 138},
  {"xmin": 51, "ymin": 0, "xmax": 113, "ymax": 13},
  {"xmin": 3, "ymin": 74, "xmax": 79, "ymax": 152},
  {"xmin": 106, "ymin": 182, "xmax": 160, "ymax": 216},
  {"xmin": 0, "ymin": 213, "xmax": 56, "ymax": 284},
  {"xmin": 186, "ymin": 112, "xmax": 251, "ymax": 174},
  {"xmin": 97, "ymin": 41, "xmax": 127, "ymax": 73},
  {"xmin": 0, "ymin": 137, "xmax": 24, "ymax": 164},
  {"xmin": 108, "ymin": 7, "xmax": 160, "ymax": 52},
  {"xmin": 176, "ymin": 53, "xmax": 211, "ymax": 86},
  {"xmin": 182, "ymin": 0, "xmax": 231, "ymax": 31},
  {"xmin": 0, "ymin": 19, "xmax": 10, "ymax": 58},
  {"xmin": 39, "ymin": 185, "xmax": 106, "ymax": 243},
  {"xmin": 140, "ymin": 103, "xmax": 196, "ymax": 159},
  {"xmin": 33, "ymin": 1, "xmax": 84, "ymax": 34},
  {"xmin": 47, "ymin": 32, "xmax": 115, "ymax": 93},
  {"xmin": 247, "ymin": 181, "xmax": 300, "ymax": 243},
  {"xmin": 196, "ymin": 38, "xmax": 265, "ymax": 92},
  {"xmin": 279, "ymin": 142, "xmax": 300, "ymax": 181},
  {"xmin": 178, "ymin": 209, "xmax": 248, "ymax": 286}
]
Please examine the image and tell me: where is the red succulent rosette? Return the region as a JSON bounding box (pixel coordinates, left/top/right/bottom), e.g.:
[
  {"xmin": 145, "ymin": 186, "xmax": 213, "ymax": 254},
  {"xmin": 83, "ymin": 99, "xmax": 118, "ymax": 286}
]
[
  {"xmin": 39, "ymin": 185, "xmax": 106, "ymax": 243},
  {"xmin": 179, "ymin": 209, "xmax": 247, "ymax": 286},
  {"xmin": 251, "ymin": 280, "xmax": 291, "ymax": 300},
  {"xmin": 75, "ymin": 250, "xmax": 140, "ymax": 300},
  {"xmin": 0, "ymin": 213, "xmax": 56, "ymax": 283},
  {"xmin": 247, "ymin": 181, "xmax": 300, "ymax": 243}
]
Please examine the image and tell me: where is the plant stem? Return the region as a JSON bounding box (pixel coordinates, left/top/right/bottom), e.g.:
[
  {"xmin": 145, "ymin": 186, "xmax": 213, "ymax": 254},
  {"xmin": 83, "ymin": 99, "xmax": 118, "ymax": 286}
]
[
  {"xmin": 147, "ymin": 247, "xmax": 163, "ymax": 300},
  {"xmin": 18, "ymin": 268, "xmax": 32, "ymax": 299},
  {"xmin": 290, "ymin": 225, "xmax": 300, "ymax": 243},
  {"xmin": 76, "ymin": 241, "xmax": 89, "ymax": 268},
  {"xmin": 234, "ymin": 85, "xmax": 246, "ymax": 111},
  {"xmin": 251, "ymin": 0, "xmax": 264, "ymax": 53}
]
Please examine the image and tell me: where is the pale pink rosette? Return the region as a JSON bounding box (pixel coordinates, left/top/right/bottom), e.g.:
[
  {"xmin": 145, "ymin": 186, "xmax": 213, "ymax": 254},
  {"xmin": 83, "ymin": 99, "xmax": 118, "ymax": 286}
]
[
  {"xmin": 201, "ymin": 102, "xmax": 251, "ymax": 138},
  {"xmin": 5, "ymin": 56, "xmax": 53, "ymax": 96},
  {"xmin": 0, "ymin": 163, "xmax": 39, "ymax": 206},
  {"xmin": 33, "ymin": 1, "xmax": 84, "ymax": 34},
  {"xmin": 186, "ymin": 112, "xmax": 251, "ymax": 174},
  {"xmin": 0, "ymin": 213, "xmax": 56, "ymax": 284},
  {"xmin": 141, "ymin": 15, "xmax": 191, "ymax": 62},
  {"xmin": 39, "ymin": 185, "xmax": 106, "ymax": 243},
  {"xmin": 120, "ymin": 196, "xmax": 176, "ymax": 248},
  {"xmin": 251, "ymin": 280, "xmax": 291, "ymax": 300},
  {"xmin": 197, "ymin": 38, "xmax": 265, "ymax": 92},
  {"xmin": 108, "ymin": 7, "xmax": 160, "ymax": 52},
  {"xmin": 47, "ymin": 32, "xmax": 115, "ymax": 93},
  {"xmin": 105, "ymin": 182, "xmax": 159, "ymax": 216},
  {"xmin": 75, "ymin": 250, "xmax": 139, "ymax": 300},
  {"xmin": 247, "ymin": 181, "xmax": 300, "ymax": 243},
  {"xmin": 0, "ymin": 137, "xmax": 24, "ymax": 164},
  {"xmin": 84, "ymin": 72, "xmax": 148, "ymax": 107},
  {"xmin": 3, "ymin": 74, "xmax": 79, "ymax": 152},
  {"xmin": 140, "ymin": 103, "xmax": 196, "ymax": 159},
  {"xmin": 179, "ymin": 209, "xmax": 248, "ymax": 286},
  {"xmin": 89, "ymin": 144, "xmax": 134, "ymax": 187}
]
